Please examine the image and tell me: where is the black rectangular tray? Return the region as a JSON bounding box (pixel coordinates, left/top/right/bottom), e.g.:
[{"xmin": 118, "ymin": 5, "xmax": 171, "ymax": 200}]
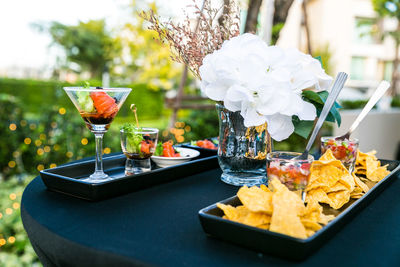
[
  {"xmin": 40, "ymin": 149, "xmax": 219, "ymax": 201},
  {"xmin": 198, "ymin": 159, "xmax": 400, "ymax": 261}
]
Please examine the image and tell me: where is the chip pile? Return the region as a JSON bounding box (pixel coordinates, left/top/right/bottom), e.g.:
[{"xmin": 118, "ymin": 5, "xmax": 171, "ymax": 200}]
[
  {"xmin": 217, "ymin": 178, "xmax": 334, "ymax": 239},
  {"xmin": 217, "ymin": 149, "xmax": 391, "ymax": 239},
  {"xmin": 306, "ymin": 149, "xmax": 390, "ymax": 208},
  {"xmin": 355, "ymin": 150, "xmax": 390, "ymax": 182}
]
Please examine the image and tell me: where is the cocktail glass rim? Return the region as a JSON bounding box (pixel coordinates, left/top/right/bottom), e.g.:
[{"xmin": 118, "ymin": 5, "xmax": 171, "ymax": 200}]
[
  {"xmin": 64, "ymin": 87, "xmax": 132, "ymax": 93},
  {"xmin": 120, "ymin": 127, "xmax": 159, "ymax": 135}
]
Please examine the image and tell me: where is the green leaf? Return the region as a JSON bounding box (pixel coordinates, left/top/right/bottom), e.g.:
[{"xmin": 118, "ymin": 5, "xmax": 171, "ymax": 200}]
[
  {"xmin": 154, "ymin": 142, "xmax": 163, "ymax": 156},
  {"xmin": 314, "ymin": 56, "xmax": 323, "ymax": 68},
  {"xmin": 302, "ymin": 90, "xmax": 324, "ymax": 104},
  {"xmin": 302, "ymin": 90, "xmax": 342, "ymax": 127},
  {"xmin": 292, "ymin": 116, "xmax": 314, "ymax": 139}
]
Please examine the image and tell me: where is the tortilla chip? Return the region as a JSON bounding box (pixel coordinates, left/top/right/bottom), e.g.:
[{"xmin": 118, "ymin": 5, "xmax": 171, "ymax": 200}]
[
  {"xmin": 217, "ymin": 203, "xmax": 250, "ymax": 222},
  {"xmin": 237, "ymin": 186, "xmax": 273, "ymax": 214},
  {"xmin": 327, "ymin": 190, "xmax": 350, "ymax": 209},
  {"xmin": 243, "ymin": 212, "xmax": 271, "ymax": 227},
  {"xmin": 257, "ymin": 224, "xmax": 270, "ymax": 230},
  {"xmin": 353, "ymin": 174, "xmax": 369, "ymax": 193},
  {"xmin": 269, "ymin": 180, "xmax": 307, "ymax": 239},
  {"xmin": 301, "ymin": 219, "xmax": 323, "ymax": 231},
  {"xmin": 260, "ymin": 184, "xmax": 271, "ymax": 193}
]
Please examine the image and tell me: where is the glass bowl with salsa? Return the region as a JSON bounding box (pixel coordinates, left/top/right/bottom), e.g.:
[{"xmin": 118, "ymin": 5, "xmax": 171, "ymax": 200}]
[
  {"xmin": 321, "ymin": 137, "xmax": 359, "ymax": 173},
  {"xmin": 267, "ymin": 151, "xmax": 314, "ymax": 199}
]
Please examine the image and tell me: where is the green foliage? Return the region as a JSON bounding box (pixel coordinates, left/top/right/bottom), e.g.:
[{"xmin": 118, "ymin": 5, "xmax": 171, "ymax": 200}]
[
  {"xmin": 0, "ymin": 78, "xmax": 164, "ymax": 119},
  {"xmin": 372, "ymin": 0, "xmax": 400, "ymax": 18},
  {"xmin": 340, "ymin": 99, "xmax": 370, "ymax": 110},
  {"xmin": 180, "ymin": 109, "xmax": 219, "ymax": 141},
  {"xmin": 0, "ymin": 177, "xmax": 40, "ymax": 266},
  {"xmin": 40, "ymin": 19, "xmax": 120, "ymax": 79},
  {"xmin": 271, "ymin": 22, "xmax": 284, "ymax": 45},
  {"xmin": 391, "ymin": 95, "xmax": 400, "ymax": 107},
  {"xmin": 116, "ymin": 1, "xmax": 183, "ymax": 90}
]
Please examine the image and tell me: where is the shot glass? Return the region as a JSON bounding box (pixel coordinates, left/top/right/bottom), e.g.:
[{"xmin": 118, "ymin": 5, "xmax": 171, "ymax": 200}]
[
  {"xmin": 267, "ymin": 151, "xmax": 314, "ymax": 201},
  {"xmin": 321, "ymin": 137, "xmax": 359, "ymax": 173},
  {"xmin": 120, "ymin": 128, "xmax": 158, "ymax": 175}
]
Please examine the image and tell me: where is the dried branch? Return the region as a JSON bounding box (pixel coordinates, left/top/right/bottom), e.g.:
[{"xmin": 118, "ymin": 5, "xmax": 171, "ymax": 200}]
[{"xmin": 140, "ymin": 0, "xmax": 240, "ymax": 79}]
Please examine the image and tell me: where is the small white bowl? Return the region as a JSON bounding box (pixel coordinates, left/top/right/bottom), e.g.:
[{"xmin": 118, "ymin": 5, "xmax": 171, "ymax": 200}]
[{"xmin": 151, "ymin": 147, "xmax": 200, "ymax": 168}]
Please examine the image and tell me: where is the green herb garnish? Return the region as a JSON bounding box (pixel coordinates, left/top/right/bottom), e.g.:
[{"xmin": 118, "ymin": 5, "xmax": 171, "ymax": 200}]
[
  {"xmin": 83, "ymin": 81, "xmax": 90, "ymax": 88},
  {"xmin": 154, "ymin": 142, "xmax": 163, "ymax": 156},
  {"xmin": 122, "ymin": 123, "xmax": 143, "ymax": 153}
]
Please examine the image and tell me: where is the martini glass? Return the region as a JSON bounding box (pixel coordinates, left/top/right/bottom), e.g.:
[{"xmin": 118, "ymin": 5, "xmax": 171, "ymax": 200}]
[{"xmin": 64, "ymin": 87, "xmax": 131, "ymax": 183}]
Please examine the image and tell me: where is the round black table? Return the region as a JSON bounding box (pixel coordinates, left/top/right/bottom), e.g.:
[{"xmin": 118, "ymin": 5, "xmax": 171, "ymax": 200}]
[{"xmin": 22, "ymin": 168, "xmax": 400, "ymax": 267}]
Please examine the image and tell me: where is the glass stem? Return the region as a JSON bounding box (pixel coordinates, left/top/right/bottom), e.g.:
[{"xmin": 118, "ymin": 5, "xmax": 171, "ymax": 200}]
[{"xmin": 94, "ymin": 133, "xmax": 104, "ymax": 174}]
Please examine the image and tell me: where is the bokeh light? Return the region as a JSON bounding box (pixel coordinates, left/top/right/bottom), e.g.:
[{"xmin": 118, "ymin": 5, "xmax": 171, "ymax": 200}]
[
  {"xmin": 9, "ymin": 123, "xmax": 17, "ymax": 131},
  {"xmin": 8, "ymin": 161, "xmax": 16, "ymax": 168},
  {"xmin": 59, "ymin": 107, "xmax": 66, "ymax": 115},
  {"xmin": 37, "ymin": 148, "xmax": 44, "ymax": 156},
  {"xmin": 37, "ymin": 164, "xmax": 45, "ymax": 171}
]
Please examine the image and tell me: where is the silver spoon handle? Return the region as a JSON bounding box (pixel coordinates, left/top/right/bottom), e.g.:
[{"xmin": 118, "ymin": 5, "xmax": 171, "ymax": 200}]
[
  {"xmin": 305, "ymin": 72, "xmax": 348, "ymax": 152},
  {"xmin": 347, "ymin": 81, "xmax": 391, "ymax": 135}
]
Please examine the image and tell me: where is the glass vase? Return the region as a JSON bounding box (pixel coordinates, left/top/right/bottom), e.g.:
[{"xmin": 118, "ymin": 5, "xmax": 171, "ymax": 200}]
[{"xmin": 216, "ymin": 104, "xmax": 272, "ymax": 186}]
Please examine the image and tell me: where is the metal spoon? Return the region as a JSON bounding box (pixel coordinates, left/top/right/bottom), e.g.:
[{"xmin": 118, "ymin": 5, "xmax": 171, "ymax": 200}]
[
  {"xmin": 295, "ymin": 72, "xmax": 348, "ymax": 160},
  {"xmin": 335, "ymin": 80, "xmax": 391, "ymax": 140}
]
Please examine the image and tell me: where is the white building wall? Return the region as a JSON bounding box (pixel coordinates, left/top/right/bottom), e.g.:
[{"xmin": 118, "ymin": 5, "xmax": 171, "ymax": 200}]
[{"xmin": 277, "ymin": 0, "xmax": 399, "ymax": 91}]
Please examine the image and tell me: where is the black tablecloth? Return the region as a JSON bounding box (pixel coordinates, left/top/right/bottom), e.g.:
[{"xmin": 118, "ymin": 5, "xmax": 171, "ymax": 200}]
[{"xmin": 22, "ymin": 167, "xmax": 400, "ymax": 267}]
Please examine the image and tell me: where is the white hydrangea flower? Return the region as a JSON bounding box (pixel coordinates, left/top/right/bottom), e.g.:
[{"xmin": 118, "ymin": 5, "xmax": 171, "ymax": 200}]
[{"xmin": 199, "ymin": 33, "xmax": 332, "ymax": 141}]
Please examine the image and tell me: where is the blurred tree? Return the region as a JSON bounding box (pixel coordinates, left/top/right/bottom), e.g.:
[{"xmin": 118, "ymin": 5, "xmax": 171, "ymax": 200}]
[
  {"xmin": 116, "ymin": 1, "xmax": 182, "ymax": 90},
  {"xmin": 271, "ymin": 0, "xmax": 295, "ymax": 44},
  {"xmin": 37, "ymin": 19, "xmax": 120, "ymax": 79},
  {"xmin": 245, "ymin": 0, "xmax": 294, "ymax": 43},
  {"xmin": 245, "ymin": 0, "xmax": 263, "ymax": 33},
  {"xmin": 372, "ymin": 0, "xmax": 400, "ymax": 95}
]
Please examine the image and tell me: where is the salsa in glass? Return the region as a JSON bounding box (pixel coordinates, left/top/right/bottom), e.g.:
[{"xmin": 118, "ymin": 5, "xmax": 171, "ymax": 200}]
[
  {"xmin": 267, "ymin": 151, "xmax": 313, "ymax": 192},
  {"xmin": 321, "ymin": 137, "xmax": 358, "ymax": 173}
]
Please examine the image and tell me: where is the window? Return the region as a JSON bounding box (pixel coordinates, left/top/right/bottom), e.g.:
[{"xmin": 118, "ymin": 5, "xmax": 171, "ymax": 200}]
[
  {"xmin": 383, "ymin": 61, "xmax": 393, "ymax": 81},
  {"xmin": 350, "ymin": 57, "xmax": 366, "ymax": 80},
  {"xmin": 353, "ymin": 17, "xmax": 379, "ymax": 44}
]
